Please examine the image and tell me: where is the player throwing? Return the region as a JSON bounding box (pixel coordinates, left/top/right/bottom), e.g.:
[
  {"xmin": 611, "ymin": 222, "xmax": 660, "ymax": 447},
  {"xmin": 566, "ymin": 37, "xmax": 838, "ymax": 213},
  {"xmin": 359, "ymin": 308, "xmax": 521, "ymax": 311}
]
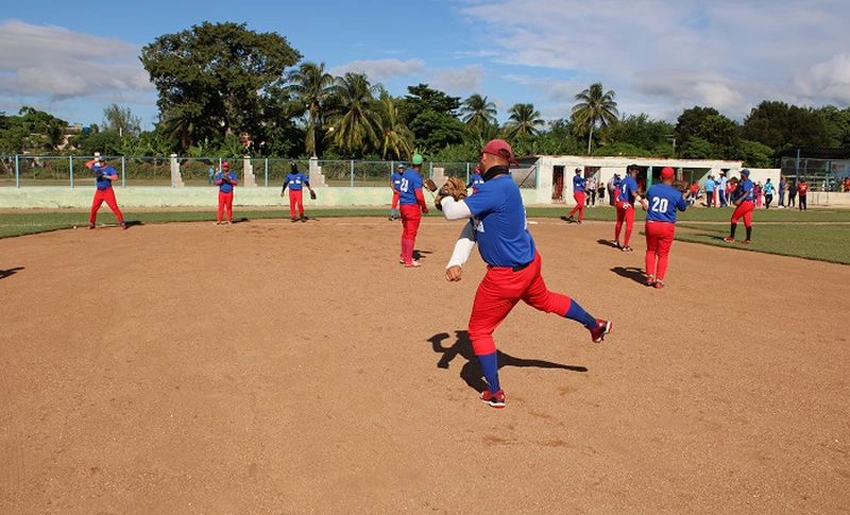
[
  {"xmin": 85, "ymin": 155, "xmax": 126, "ymax": 230},
  {"xmin": 398, "ymin": 154, "xmax": 429, "ymax": 267},
  {"xmin": 644, "ymin": 167, "xmax": 688, "ymax": 288},
  {"xmin": 723, "ymin": 169, "xmax": 755, "ymax": 244},
  {"xmin": 564, "ymin": 168, "xmax": 586, "ymax": 224},
  {"xmin": 613, "ymin": 164, "xmax": 645, "ymax": 251},
  {"xmin": 438, "ymin": 139, "xmax": 612, "ymax": 409}
]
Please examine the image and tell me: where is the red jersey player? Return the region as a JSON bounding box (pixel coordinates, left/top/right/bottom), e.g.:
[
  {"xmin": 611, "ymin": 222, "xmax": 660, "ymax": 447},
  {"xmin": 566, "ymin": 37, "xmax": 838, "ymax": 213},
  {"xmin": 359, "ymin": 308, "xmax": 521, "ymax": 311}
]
[{"xmin": 438, "ymin": 139, "xmax": 612, "ymax": 409}]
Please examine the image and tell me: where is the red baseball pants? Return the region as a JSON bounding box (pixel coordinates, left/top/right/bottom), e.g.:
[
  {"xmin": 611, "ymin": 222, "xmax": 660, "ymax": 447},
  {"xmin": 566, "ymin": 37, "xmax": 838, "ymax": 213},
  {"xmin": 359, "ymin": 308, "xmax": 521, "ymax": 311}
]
[
  {"xmin": 217, "ymin": 191, "xmax": 234, "ymax": 222},
  {"xmin": 567, "ymin": 191, "xmax": 586, "ymax": 221},
  {"xmin": 288, "ymin": 190, "xmax": 305, "ymax": 219},
  {"xmin": 89, "ymin": 188, "xmax": 124, "ymax": 224},
  {"xmin": 391, "ymin": 191, "xmax": 400, "ymax": 210},
  {"xmin": 399, "ymin": 204, "xmax": 422, "ymax": 264},
  {"xmin": 731, "ymin": 200, "xmax": 754, "ymax": 227},
  {"xmin": 644, "ymin": 221, "xmax": 676, "ymax": 281},
  {"xmin": 615, "ymin": 201, "xmax": 635, "ymax": 246},
  {"xmin": 468, "ymin": 252, "xmax": 572, "ymax": 356}
]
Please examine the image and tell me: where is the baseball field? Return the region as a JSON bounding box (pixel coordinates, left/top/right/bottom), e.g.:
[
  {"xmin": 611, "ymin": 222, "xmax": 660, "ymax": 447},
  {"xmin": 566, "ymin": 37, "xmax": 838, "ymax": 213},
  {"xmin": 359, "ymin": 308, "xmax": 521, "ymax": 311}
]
[{"xmin": 1, "ymin": 215, "xmax": 848, "ymax": 514}]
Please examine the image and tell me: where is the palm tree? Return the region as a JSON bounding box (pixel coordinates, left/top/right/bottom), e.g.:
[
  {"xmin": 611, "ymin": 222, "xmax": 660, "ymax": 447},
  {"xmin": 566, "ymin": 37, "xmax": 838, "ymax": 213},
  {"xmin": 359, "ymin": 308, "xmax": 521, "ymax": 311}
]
[
  {"xmin": 505, "ymin": 103, "xmax": 544, "ymax": 138},
  {"xmin": 460, "ymin": 94, "xmax": 498, "ymax": 141},
  {"xmin": 377, "ymin": 91, "xmax": 413, "ymax": 160},
  {"xmin": 571, "ymin": 83, "xmax": 618, "ymax": 154},
  {"xmin": 326, "ymin": 72, "xmax": 382, "ymax": 157},
  {"xmin": 286, "ymin": 62, "xmax": 335, "ymax": 157}
]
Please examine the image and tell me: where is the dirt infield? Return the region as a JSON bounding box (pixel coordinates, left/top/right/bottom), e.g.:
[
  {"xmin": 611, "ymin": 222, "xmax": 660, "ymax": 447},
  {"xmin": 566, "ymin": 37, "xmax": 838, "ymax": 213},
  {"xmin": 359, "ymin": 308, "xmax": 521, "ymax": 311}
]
[{"xmin": 1, "ymin": 217, "xmax": 848, "ymax": 514}]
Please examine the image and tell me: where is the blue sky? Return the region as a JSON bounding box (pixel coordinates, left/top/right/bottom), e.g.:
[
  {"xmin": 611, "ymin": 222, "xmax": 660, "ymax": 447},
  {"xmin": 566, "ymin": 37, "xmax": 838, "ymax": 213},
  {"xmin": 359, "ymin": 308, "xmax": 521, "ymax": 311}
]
[{"xmin": 2, "ymin": 0, "xmax": 849, "ymax": 131}]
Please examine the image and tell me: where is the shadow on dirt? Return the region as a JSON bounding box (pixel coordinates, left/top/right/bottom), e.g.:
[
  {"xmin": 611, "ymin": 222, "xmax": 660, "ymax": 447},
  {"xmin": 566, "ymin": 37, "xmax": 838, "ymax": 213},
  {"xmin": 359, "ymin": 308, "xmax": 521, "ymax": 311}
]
[
  {"xmin": 0, "ymin": 266, "xmax": 24, "ymax": 280},
  {"xmin": 610, "ymin": 266, "xmax": 647, "ymax": 286},
  {"xmin": 427, "ymin": 330, "xmax": 588, "ymax": 393}
]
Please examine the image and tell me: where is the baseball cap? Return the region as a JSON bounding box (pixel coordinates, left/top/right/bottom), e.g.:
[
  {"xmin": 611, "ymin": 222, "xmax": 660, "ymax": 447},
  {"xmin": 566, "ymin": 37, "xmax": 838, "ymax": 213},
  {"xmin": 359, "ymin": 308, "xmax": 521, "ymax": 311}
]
[
  {"xmin": 222, "ymin": 161, "xmax": 230, "ymax": 169},
  {"xmin": 741, "ymin": 169, "xmax": 750, "ymax": 176},
  {"xmin": 575, "ymin": 167, "xmax": 582, "ymax": 173},
  {"xmin": 396, "ymin": 163, "xmax": 405, "ymax": 170},
  {"xmin": 411, "ymin": 154, "xmax": 423, "ymax": 165},
  {"xmin": 482, "ymin": 139, "xmax": 518, "ymax": 164},
  {"xmin": 661, "ymin": 167, "xmax": 675, "ymax": 179}
]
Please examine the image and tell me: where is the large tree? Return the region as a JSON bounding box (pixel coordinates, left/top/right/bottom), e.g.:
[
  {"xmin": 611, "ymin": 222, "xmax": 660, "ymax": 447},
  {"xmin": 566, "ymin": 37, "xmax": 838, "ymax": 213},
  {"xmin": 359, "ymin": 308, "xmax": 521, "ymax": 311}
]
[
  {"xmin": 377, "ymin": 91, "xmax": 413, "ymax": 160},
  {"xmin": 326, "ymin": 72, "xmax": 382, "ymax": 158},
  {"xmin": 571, "ymin": 83, "xmax": 618, "ymax": 154},
  {"xmin": 742, "ymin": 101, "xmax": 831, "ymax": 152},
  {"xmin": 505, "ymin": 103, "xmax": 544, "ymax": 138},
  {"xmin": 460, "ymin": 94, "xmax": 497, "ymax": 142},
  {"xmin": 140, "ymin": 22, "xmax": 301, "ymax": 151},
  {"xmin": 400, "ymin": 84, "xmax": 465, "ymax": 153},
  {"xmin": 102, "ymin": 103, "xmax": 141, "ymax": 137},
  {"xmin": 286, "ymin": 62, "xmax": 335, "ymax": 157},
  {"xmin": 676, "ymin": 106, "xmax": 741, "ymax": 159}
]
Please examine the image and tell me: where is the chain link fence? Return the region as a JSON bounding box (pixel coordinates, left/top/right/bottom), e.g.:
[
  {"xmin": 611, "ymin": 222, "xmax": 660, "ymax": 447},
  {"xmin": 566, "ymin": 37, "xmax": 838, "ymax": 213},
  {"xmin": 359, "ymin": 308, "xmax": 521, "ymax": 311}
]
[{"xmin": 780, "ymin": 156, "xmax": 850, "ymax": 192}]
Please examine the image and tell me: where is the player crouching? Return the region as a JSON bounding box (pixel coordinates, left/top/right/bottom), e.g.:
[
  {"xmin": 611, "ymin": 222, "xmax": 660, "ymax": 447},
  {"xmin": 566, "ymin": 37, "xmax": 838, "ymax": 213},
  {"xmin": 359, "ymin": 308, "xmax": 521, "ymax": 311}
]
[{"xmin": 436, "ymin": 139, "xmax": 612, "ymax": 409}]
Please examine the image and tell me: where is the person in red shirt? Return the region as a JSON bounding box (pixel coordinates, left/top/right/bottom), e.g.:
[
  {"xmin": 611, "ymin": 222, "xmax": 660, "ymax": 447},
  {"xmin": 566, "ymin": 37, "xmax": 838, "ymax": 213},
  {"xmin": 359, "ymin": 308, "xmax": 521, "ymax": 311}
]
[{"xmin": 797, "ymin": 178, "xmax": 809, "ymax": 211}]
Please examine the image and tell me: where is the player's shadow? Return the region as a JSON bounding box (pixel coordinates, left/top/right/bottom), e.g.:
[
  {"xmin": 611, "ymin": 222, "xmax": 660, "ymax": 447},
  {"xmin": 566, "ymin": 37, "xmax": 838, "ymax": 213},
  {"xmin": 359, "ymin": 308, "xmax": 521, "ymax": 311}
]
[
  {"xmin": 597, "ymin": 239, "xmax": 621, "ymax": 249},
  {"xmin": 0, "ymin": 266, "xmax": 24, "ymax": 280},
  {"xmin": 610, "ymin": 266, "xmax": 647, "ymax": 285},
  {"xmin": 412, "ymin": 249, "xmax": 432, "ymax": 261},
  {"xmin": 427, "ymin": 330, "xmax": 588, "ymax": 393}
]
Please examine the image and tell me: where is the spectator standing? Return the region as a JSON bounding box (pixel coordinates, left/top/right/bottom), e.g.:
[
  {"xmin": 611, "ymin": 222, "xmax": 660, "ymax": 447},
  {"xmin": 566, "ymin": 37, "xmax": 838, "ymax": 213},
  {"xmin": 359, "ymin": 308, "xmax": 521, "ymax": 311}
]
[
  {"xmin": 763, "ymin": 178, "xmax": 775, "ymax": 209},
  {"xmin": 798, "ymin": 178, "xmax": 809, "ymax": 211},
  {"xmin": 788, "ymin": 179, "xmax": 797, "ymax": 207},
  {"xmin": 718, "ymin": 172, "xmax": 728, "ymax": 207},
  {"xmin": 778, "ymin": 177, "xmax": 786, "ymax": 208},
  {"xmin": 586, "ymin": 176, "xmax": 597, "ymax": 206},
  {"xmin": 704, "ymin": 175, "xmax": 715, "ymax": 207}
]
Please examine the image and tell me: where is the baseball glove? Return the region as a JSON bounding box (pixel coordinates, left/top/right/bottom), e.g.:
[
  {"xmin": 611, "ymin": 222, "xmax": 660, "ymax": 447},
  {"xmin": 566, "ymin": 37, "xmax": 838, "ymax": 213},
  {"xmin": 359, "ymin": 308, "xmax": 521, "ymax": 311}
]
[
  {"xmin": 423, "ymin": 177, "xmax": 438, "ymax": 192},
  {"xmin": 434, "ymin": 177, "xmax": 468, "ymax": 211},
  {"xmin": 672, "ymin": 180, "xmax": 689, "ymax": 193},
  {"xmin": 309, "ymin": 189, "xmax": 317, "ymax": 200}
]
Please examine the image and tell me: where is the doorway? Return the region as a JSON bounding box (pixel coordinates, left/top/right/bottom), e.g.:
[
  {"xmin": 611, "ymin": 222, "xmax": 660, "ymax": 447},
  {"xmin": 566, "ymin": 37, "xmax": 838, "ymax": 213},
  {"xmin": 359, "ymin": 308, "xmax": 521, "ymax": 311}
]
[{"xmin": 552, "ymin": 166, "xmax": 565, "ymax": 202}]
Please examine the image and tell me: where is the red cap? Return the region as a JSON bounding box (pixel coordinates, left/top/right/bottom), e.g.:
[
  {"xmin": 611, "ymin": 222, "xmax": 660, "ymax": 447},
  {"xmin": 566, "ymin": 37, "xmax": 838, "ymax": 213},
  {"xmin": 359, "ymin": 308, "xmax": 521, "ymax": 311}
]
[
  {"xmin": 661, "ymin": 167, "xmax": 675, "ymax": 179},
  {"xmin": 482, "ymin": 139, "xmax": 518, "ymax": 164},
  {"xmin": 222, "ymin": 161, "xmax": 230, "ymax": 169}
]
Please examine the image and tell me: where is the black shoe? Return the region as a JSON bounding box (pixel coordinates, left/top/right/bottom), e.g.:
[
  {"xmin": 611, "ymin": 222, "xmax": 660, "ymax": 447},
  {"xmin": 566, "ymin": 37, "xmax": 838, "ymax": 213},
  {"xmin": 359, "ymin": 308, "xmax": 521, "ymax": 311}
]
[
  {"xmin": 291, "ymin": 217, "xmax": 299, "ymax": 223},
  {"xmin": 301, "ymin": 216, "xmax": 308, "ymax": 222}
]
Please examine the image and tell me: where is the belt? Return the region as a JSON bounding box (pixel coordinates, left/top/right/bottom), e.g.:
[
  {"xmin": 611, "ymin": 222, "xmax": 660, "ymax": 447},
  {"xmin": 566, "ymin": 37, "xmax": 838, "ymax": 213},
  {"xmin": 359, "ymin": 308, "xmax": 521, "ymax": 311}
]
[{"xmin": 489, "ymin": 262, "xmax": 532, "ymax": 272}]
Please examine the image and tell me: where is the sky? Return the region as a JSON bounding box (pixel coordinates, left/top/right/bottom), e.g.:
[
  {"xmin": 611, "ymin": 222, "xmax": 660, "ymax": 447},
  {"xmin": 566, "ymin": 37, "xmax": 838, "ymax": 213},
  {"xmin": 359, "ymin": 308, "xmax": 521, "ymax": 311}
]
[{"xmin": 2, "ymin": 0, "xmax": 849, "ymax": 131}]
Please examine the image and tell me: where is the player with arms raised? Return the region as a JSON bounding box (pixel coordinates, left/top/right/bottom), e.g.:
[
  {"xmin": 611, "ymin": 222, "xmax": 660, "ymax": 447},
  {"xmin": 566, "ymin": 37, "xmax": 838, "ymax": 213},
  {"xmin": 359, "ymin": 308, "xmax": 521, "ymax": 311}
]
[
  {"xmin": 644, "ymin": 167, "xmax": 688, "ymax": 288},
  {"xmin": 438, "ymin": 139, "xmax": 612, "ymax": 409}
]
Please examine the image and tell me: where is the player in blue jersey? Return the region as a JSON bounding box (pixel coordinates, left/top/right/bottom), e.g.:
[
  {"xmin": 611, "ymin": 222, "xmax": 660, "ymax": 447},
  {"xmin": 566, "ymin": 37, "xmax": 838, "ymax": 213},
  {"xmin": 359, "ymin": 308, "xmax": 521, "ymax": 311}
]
[
  {"xmin": 644, "ymin": 167, "xmax": 688, "ymax": 288},
  {"xmin": 724, "ymin": 169, "xmax": 755, "ymax": 243},
  {"xmin": 613, "ymin": 164, "xmax": 646, "ymax": 251},
  {"xmin": 398, "ymin": 154, "xmax": 429, "ymax": 267},
  {"xmin": 214, "ymin": 161, "xmax": 238, "ymax": 225},
  {"xmin": 466, "ymin": 164, "xmax": 484, "ymax": 194},
  {"xmin": 389, "ymin": 163, "xmax": 404, "ymax": 220},
  {"xmin": 564, "ymin": 168, "xmax": 586, "ymax": 223},
  {"xmin": 438, "ymin": 139, "xmax": 612, "ymax": 409},
  {"xmin": 85, "ymin": 155, "xmax": 126, "ymax": 230},
  {"xmin": 281, "ymin": 162, "xmax": 315, "ymax": 222}
]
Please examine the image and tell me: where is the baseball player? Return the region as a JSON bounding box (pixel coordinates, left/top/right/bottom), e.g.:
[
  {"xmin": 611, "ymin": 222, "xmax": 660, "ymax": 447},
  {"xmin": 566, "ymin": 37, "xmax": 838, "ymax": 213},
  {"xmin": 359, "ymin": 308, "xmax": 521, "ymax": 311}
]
[
  {"xmin": 398, "ymin": 154, "xmax": 429, "ymax": 267},
  {"xmin": 280, "ymin": 162, "xmax": 315, "ymax": 222},
  {"xmin": 723, "ymin": 169, "xmax": 755, "ymax": 244},
  {"xmin": 564, "ymin": 168, "xmax": 586, "ymax": 224},
  {"xmin": 613, "ymin": 164, "xmax": 645, "ymax": 251},
  {"xmin": 644, "ymin": 167, "xmax": 688, "ymax": 288},
  {"xmin": 466, "ymin": 165, "xmax": 484, "ymax": 194},
  {"xmin": 439, "ymin": 139, "xmax": 612, "ymax": 409},
  {"xmin": 389, "ymin": 163, "xmax": 404, "ymax": 220},
  {"xmin": 214, "ymin": 161, "xmax": 238, "ymax": 224},
  {"xmin": 85, "ymin": 155, "xmax": 126, "ymax": 230},
  {"xmin": 797, "ymin": 178, "xmax": 809, "ymax": 211}
]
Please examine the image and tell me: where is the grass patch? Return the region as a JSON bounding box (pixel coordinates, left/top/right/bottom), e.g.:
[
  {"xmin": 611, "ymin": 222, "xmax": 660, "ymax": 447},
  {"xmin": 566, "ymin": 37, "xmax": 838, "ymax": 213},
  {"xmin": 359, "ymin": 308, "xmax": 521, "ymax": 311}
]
[{"xmin": 676, "ymin": 223, "xmax": 850, "ymax": 265}]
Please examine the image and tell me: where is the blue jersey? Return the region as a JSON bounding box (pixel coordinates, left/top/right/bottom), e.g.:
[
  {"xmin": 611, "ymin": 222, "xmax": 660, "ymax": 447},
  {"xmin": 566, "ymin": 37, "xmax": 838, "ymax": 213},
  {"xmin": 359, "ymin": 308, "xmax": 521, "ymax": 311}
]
[
  {"xmin": 733, "ymin": 179, "xmax": 754, "ymax": 202},
  {"xmin": 391, "ymin": 172, "xmax": 403, "ymax": 192},
  {"xmin": 617, "ymin": 176, "xmax": 638, "ymax": 204},
  {"xmin": 763, "ymin": 182, "xmax": 775, "ymax": 195},
  {"xmin": 646, "ymin": 184, "xmax": 688, "ymax": 223},
  {"xmin": 215, "ymin": 172, "xmax": 238, "ymax": 193},
  {"xmin": 463, "ymin": 174, "xmax": 535, "ymax": 268},
  {"xmin": 573, "ymin": 174, "xmax": 586, "ymax": 193},
  {"xmin": 94, "ymin": 165, "xmax": 117, "ymax": 190},
  {"xmin": 398, "ymin": 169, "xmax": 423, "ymax": 205},
  {"xmin": 468, "ymin": 172, "xmax": 484, "ymax": 193},
  {"xmin": 284, "ymin": 172, "xmax": 308, "ymax": 191}
]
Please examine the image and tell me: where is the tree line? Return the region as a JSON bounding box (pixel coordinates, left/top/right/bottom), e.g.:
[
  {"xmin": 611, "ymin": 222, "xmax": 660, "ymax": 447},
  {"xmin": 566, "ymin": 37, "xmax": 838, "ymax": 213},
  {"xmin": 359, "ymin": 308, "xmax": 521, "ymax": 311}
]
[{"xmin": 2, "ymin": 22, "xmax": 849, "ymax": 168}]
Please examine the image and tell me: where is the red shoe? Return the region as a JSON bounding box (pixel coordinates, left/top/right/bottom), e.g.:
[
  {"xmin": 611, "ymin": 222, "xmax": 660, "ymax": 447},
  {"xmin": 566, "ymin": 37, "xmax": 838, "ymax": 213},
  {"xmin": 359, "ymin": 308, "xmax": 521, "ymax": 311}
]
[
  {"xmin": 404, "ymin": 261, "xmax": 421, "ymax": 268},
  {"xmin": 741, "ymin": 239, "xmax": 751, "ymax": 244},
  {"xmin": 590, "ymin": 319, "xmax": 612, "ymax": 343},
  {"xmin": 646, "ymin": 275, "xmax": 656, "ymax": 287},
  {"xmin": 723, "ymin": 236, "xmax": 735, "ymax": 243},
  {"xmin": 653, "ymin": 281, "xmax": 664, "ymax": 289},
  {"xmin": 479, "ymin": 389, "xmax": 506, "ymax": 408}
]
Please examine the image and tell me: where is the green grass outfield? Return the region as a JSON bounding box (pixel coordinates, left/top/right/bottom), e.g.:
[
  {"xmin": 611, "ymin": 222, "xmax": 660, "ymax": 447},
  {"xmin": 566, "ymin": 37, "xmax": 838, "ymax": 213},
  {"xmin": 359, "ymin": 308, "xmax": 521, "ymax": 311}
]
[{"xmin": 2, "ymin": 206, "xmax": 849, "ymax": 265}]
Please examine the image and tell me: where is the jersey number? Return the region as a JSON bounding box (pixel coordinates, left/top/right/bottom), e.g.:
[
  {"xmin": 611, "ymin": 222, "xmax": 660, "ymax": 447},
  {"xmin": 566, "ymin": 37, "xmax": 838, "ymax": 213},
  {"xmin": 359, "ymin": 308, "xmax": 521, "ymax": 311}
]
[
  {"xmin": 651, "ymin": 197, "xmax": 668, "ymax": 213},
  {"xmin": 400, "ymin": 178, "xmax": 410, "ymax": 193}
]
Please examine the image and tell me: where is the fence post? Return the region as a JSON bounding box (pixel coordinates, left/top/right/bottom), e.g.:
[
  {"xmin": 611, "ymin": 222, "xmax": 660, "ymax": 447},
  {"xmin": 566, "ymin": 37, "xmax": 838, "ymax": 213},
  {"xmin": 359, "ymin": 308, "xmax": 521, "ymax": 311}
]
[
  {"xmin": 70, "ymin": 155, "xmax": 74, "ymax": 188},
  {"xmin": 15, "ymin": 154, "xmax": 20, "ymax": 188},
  {"xmin": 121, "ymin": 156, "xmax": 126, "ymax": 188},
  {"xmin": 264, "ymin": 158, "xmax": 269, "ymax": 188},
  {"xmin": 350, "ymin": 160, "xmax": 355, "ymax": 188},
  {"xmin": 466, "ymin": 162, "xmax": 470, "ymax": 183}
]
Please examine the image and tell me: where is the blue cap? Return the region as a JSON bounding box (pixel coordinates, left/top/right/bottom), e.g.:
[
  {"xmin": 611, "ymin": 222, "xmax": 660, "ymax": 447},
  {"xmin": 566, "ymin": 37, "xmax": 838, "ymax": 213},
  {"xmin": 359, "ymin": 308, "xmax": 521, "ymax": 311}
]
[{"xmin": 741, "ymin": 169, "xmax": 750, "ymax": 176}]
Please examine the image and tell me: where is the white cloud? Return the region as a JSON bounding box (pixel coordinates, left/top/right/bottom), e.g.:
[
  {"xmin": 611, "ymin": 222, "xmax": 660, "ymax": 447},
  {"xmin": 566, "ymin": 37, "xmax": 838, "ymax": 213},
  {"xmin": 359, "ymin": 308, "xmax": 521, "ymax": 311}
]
[
  {"xmin": 431, "ymin": 65, "xmax": 485, "ymax": 95},
  {"xmin": 793, "ymin": 53, "xmax": 850, "ymax": 105},
  {"xmin": 329, "ymin": 58, "xmax": 425, "ymax": 82},
  {"xmin": 0, "ymin": 20, "xmax": 152, "ymax": 100}
]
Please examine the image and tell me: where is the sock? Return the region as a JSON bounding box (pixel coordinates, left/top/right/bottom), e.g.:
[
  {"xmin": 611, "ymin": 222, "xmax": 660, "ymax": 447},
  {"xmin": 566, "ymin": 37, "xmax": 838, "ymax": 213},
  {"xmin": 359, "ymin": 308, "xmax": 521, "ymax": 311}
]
[
  {"xmin": 730, "ymin": 223, "xmax": 737, "ymax": 238},
  {"xmin": 477, "ymin": 352, "xmax": 500, "ymax": 393},
  {"xmin": 565, "ymin": 301, "xmax": 597, "ymax": 330},
  {"xmin": 746, "ymin": 226, "xmax": 752, "ymax": 240}
]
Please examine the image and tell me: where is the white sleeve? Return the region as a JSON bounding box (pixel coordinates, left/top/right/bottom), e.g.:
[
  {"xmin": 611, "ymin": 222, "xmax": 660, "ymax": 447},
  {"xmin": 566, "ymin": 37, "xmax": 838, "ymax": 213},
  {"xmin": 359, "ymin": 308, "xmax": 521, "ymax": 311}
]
[
  {"xmin": 446, "ymin": 220, "xmax": 477, "ymax": 269},
  {"xmin": 440, "ymin": 196, "xmax": 473, "ymax": 221}
]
